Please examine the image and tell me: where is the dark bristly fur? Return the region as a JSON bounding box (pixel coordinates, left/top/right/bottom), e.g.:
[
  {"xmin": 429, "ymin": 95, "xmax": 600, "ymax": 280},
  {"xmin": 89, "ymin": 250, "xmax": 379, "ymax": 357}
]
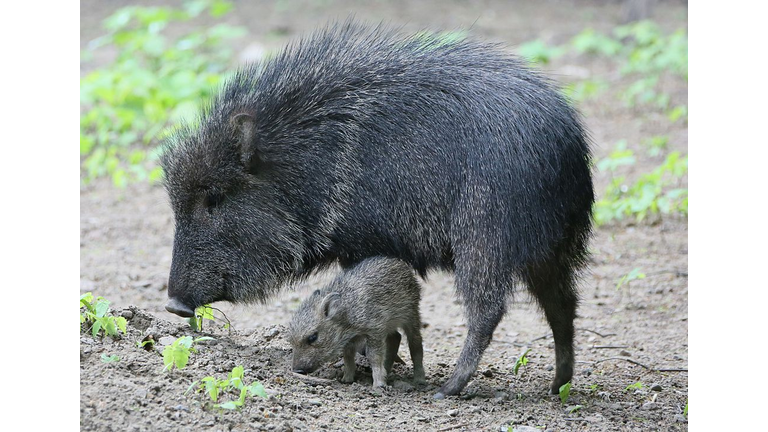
[
  {"xmin": 161, "ymin": 20, "xmax": 594, "ymax": 397},
  {"xmin": 288, "ymin": 257, "xmax": 425, "ymax": 388}
]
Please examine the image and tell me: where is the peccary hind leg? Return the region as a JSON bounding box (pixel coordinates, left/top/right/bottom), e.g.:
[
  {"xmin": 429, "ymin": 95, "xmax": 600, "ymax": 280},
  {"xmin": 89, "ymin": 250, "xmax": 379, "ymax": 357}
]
[
  {"xmin": 383, "ymin": 331, "xmax": 401, "ymax": 375},
  {"xmin": 524, "ymin": 261, "xmax": 579, "ymax": 394},
  {"xmin": 403, "ymin": 323, "xmax": 426, "ymax": 384}
]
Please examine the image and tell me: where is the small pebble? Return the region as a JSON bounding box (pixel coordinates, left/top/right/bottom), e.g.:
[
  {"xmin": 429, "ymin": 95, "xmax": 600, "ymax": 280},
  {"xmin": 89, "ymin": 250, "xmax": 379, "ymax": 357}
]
[
  {"xmin": 619, "ymin": 350, "xmax": 632, "ymax": 357},
  {"xmin": 650, "ymin": 383, "xmax": 663, "ymax": 391},
  {"xmin": 641, "ymin": 402, "xmax": 659, "ymax": 410},
  {"xmin": 546, "ymin": 365, "xmax": 554, "ymax": 371},
  {"xmin": 446, "ymin": 409, "xmax": 459, "ymax": 417},
  {"xmin": 307, "ymin": 399, "xmax": 322, "ymax": 406},
  {"xmin": 433, "ymin": 392, "xmax": 446, "ymax": 400}
]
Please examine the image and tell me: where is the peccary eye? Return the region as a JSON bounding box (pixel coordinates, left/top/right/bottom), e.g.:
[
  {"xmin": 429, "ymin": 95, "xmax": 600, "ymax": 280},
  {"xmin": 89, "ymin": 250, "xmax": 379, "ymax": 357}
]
[
  {"xmin": 203, "ymin": 193, "xmax": 224, "ymax": 210},
  {"xmin": 306, "ymin": 332, "xmax": 318, "ymax": 344}
]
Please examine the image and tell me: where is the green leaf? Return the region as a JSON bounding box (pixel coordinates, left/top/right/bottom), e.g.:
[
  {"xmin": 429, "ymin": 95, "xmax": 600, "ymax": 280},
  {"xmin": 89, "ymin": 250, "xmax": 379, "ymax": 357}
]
[
  {"xmin": 94, "ymin": 298, "xmax": 110, "ymax": 318},
  {"xmin": 513, "ymin": 349, "xmax": 530, "ymax": 375},
  {"xmin": 101, "ymin": 353, "xmax": 120, "ymax": 363},
  {"xmin": 248, "ymin": 382, "xmax": 267, "ymax": 398},
  {"xmin": 91, "ymin": 320, "xmax": 102, "ymax": 338},
  {"xmin": 115, "ymin": 316, "xmax": 128, "ymax": 334},
  {"xmin": 559, "ymin": 382, "xmax": 571, "ymax": 404}
]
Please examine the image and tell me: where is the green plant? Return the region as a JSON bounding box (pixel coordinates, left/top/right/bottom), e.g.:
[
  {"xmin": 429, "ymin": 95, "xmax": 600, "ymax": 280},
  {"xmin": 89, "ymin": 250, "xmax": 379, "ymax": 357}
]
[
  {"xmin": 518, "ymin": 39, "xmax": 565, "ymax": 64},
  {"xmin": 188, "ymin": 304, "xmax": 215, "ymax": 331},
  {"xmin": 559, "ymin": 382, "xmax": 572, "ymax": 404},
  {"xmin": 563, "ymin": 22, "xmax": 687, "ymax": 111},
  {"xmin": 513, "ymin": 349, "xmax": 531, "ymax": 375},
  {"xmin": 568, "ymin": 405, "xmax": 583, "ymax": 413},
  {"xmin": 642, "ymin": 135, "xmax": 669, "ymax": 157},
  {"xmin": 80, "ymin": 0, "xmax": 246, "ymax": 186},
  {"xmin": 188, "ymin": 304, "xmax": 232, "ymax": 332},
  {"xmin": 101, "ymin": 354, "xmax": 121, "ymax": 363},
  {"xmin": 616, "ymin": 267, "xmax": 646, "ymax": 290},
  {"xmin": 667, "ymin": 105, "xmax": 688, "ymax": 123},
  {"xmin": 80, "ymin": 292, "xmax": 127, "ymax": 338},
  {"xmin": 625, "ymin": 381, "xmax": 645, "ymax": 391},
  {"xmin": 596, "ymin": 140, "xmax": 636, "ymax": 172},
  {"xmin": 562, "ymin": 79, "xmax": 608, "ymax": 103},
  {"xmin": 594, "ymin": 151, "xmax": 688, "ymax": 225},
  {"xmin": 162, "ymin": 336, "xmax": 215, "ymax": 371},
  {"xmin": 187, "ymin": 365, "xmax": 268, "ymax": 409}
]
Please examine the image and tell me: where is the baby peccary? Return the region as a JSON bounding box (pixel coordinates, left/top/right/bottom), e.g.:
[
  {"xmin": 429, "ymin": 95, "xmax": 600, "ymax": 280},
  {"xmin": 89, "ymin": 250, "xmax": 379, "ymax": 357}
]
[{"xmin": 288, "ymin": 258, "xmax": 425, "ymax": 388}]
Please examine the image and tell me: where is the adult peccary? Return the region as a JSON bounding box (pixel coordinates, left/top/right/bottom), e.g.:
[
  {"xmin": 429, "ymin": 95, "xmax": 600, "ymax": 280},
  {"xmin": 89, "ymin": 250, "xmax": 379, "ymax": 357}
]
[
  {"xmin": 288, "ymin": 257, "xmax": 425, "ymax": 387},
  {"xmin": 161, "ymin": 21, "xmax": 594, "ymax": 398}
]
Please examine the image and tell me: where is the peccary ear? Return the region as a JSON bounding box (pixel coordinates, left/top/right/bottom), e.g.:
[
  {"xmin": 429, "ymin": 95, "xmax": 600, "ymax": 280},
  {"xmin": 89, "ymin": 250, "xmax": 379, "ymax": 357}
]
[
  {"xmin": 319, "ymin": 293, "xmax": 342, "ymax": 320},
  {"xmin": 230, "ymin": 113, "xmax": 263, "ymax": 175}
]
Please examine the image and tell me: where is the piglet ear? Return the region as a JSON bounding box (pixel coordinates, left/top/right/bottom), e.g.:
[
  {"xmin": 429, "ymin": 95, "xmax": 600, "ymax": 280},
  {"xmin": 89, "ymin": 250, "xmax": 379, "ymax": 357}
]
[
  {"xmin": 319, "ymin": 293, "xmax": 342, "ymax": 320},
  {"xmin": 230, "ymin": 113, "xmax": 262, "ymax": 174}
]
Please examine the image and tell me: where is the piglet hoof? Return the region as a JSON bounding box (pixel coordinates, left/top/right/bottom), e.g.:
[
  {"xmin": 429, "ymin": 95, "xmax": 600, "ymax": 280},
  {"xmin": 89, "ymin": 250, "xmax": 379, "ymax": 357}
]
[{"xmin": 341, "ymin": 374, "xmax": 355, "ymax": 384}]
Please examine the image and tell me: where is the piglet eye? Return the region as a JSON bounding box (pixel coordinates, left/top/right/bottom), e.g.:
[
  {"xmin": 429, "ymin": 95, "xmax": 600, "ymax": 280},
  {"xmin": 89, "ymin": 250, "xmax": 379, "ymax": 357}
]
[
  {"xmin": 203, "ymin": 193, "xmax": 224, "ymax": 210},
  {"xmin": 306, "ymin": 332, "xmax": 318, "ymax": 344}
]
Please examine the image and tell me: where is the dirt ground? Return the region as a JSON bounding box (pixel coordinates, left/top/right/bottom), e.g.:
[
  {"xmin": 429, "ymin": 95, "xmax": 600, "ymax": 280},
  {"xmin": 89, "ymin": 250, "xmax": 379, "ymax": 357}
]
[{"xmin": 80, "ymin": 1, "xmax": 688, "ymax": 430}]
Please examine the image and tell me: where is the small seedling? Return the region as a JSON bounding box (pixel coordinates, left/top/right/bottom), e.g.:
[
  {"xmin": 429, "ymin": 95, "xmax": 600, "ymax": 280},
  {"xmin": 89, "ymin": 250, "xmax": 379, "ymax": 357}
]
[
  {"xmin": 187, "ymin": 365, "xmax": 268, "ymax": 409},
  {"xmin": 559, "ymin": 382, "xmax": 572, "ymax": 404},
  {"xmin": 80, "ymin": 292, "xmax": 127, "ymax": 338},
  {"xmin": 188, "ymin": 304, "xmax": 215, "ymax": 331},
  {"xmin": 616, "ymin": 268, "xmax": 646, "ymax": 290},
  {"xmin": 162, "ymin": 336, "xmax": 215, "ymax": 371},
  {"xmin": 568, "ymin": 405, "xmax": 583, "ymax": 413},
  {"xmin": 625, "ymin": 381, "xmax": 645, "ymax": 391},
  {"xmin": 684, "ymin": 400, "xmax": 688, "ymax": 417},
  {"xmin": 513, "ymin": 349, "xmax": 531, "ymax": 375},
  {"xmin": 137, "ymin": 335, "xmax": 155, "ymax": 351},
  {"xmin": 100, "ymin": 354, "xmax": 120, "ymax": 363},
  {"xmin": 188, "ymin": 304, "xmax": 232, "ymax": 332}
]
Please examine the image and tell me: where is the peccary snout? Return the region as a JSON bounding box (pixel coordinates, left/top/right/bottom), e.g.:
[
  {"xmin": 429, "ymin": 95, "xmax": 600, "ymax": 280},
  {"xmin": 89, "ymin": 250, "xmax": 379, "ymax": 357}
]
[{"xmin": 165, "ymin": 298, "xmax": 195, "ymax": 318}]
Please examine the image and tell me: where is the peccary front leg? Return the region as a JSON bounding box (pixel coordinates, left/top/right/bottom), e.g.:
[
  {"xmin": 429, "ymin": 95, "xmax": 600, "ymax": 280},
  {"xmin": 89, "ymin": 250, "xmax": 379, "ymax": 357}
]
[
  {"xmin": 404, "ymin": 324, "xmax": 426, "ymax": 385},
  {"xmin": 366, "ymin": 338, "xmax": 389, "ymax": 388},
  {"xmin": 341, "ymin": 342, "xmax": 357, "ymax": 383},
  {"xmin": 384, "ymin": 331, "xmax": 401, "ymax": 375}
]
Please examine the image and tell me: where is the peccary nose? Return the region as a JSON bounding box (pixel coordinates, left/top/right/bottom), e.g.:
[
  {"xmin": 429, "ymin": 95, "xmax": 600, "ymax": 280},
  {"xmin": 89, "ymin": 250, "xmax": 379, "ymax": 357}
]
[
  {"xmin": 165, "ymin": 298, "xmax": 195, "ymax": 317},
  {"xmin": 293, "ymin": 368, "xmax": 307, "ymax": 375}
]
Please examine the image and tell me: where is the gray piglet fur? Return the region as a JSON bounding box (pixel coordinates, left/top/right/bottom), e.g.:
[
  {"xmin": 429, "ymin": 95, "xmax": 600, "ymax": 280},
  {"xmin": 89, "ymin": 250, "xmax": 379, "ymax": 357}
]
[{"xmin": 288, "ymin": 257, "xmax": 425, "ymax": 387}]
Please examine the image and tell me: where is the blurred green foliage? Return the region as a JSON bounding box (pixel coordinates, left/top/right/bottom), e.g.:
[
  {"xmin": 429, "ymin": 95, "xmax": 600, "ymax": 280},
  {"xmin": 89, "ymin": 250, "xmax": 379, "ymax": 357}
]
[
  {"xmin": 80, "ymin": 0, "xmax": 245, "ymax": 186},
  {"xmin": 594, "ymin": 149, "xmax": 688, "ymax": 226}
]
